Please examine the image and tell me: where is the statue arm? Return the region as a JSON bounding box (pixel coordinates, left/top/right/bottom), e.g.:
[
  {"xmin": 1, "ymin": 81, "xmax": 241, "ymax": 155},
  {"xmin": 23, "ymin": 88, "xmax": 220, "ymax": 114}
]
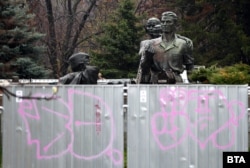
[
  {"xmin": 183, "ymin": 40, "xmax": 194, "ymax": 81},
  {"xmin": 138, "ymin": 41, "xmax": 155, "ymax": 83},
  {"xmin": 59, "ymin": 73, "xmax": 75, "ymax": 84},
  {"xmin": 141, "ymin": 42, "xmax": 154, "ymax": 69}
]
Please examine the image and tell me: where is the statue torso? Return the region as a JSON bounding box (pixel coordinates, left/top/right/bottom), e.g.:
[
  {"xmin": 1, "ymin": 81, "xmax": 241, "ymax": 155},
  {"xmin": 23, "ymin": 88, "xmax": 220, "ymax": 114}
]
[{"xmin": 149, "ymin": 35, "xmax": 192, "ymax": 73}]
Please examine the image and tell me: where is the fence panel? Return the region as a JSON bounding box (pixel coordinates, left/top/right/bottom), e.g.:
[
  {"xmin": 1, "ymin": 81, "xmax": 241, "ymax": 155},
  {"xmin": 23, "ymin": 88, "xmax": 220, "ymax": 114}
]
[
  {"xmin": 127, "ymin": 84, "xmax": 248, "ymax": 168},
  {"xmin": 2, "ymin": 85, "xmax": 124, "ymax": 168}
]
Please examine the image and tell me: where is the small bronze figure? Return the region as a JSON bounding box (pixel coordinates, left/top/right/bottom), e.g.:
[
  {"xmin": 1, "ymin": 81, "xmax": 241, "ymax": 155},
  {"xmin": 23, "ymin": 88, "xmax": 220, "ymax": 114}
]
[
  {"xmin": 59, "ymin": 52, "xmax": 99, "ymax": 84},
  {"xmin": 141, "ymin": 11, "xmax": 194, "ymax": 84}
]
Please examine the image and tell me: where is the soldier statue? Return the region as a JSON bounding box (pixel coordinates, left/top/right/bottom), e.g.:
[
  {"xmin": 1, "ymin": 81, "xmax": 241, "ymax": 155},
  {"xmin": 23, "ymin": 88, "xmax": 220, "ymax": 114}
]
[
  {"xmin": 141, "ymin": 11, "xmax": 194, "ymax": 84},
  {"xmin": 59, "ymin": 52, "xmax": 99, "ymax": 84}
]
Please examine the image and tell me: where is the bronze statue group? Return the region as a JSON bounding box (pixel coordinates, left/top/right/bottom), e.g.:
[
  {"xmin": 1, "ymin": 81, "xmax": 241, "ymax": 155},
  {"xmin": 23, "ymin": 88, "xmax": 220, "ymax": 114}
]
[{"xmin": 59, "ymin": 11, "xmax": 194, "ymax": 85}]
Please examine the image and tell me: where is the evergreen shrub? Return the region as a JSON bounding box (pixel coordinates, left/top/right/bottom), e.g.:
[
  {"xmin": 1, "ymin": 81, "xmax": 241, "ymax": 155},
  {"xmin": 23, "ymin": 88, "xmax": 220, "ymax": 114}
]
[{"xmin": 190, "ymin": 64, "xmax": 250, "ymax": 85}]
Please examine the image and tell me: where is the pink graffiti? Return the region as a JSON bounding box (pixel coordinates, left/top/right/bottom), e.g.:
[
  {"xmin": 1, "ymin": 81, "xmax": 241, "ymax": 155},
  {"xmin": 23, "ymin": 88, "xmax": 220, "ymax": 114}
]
[
  {"xmin": 151, "ymin": 87, "xmax": 246, "ymax": 151},
  {"xmin": 18, "ymin": 88, "xmax": 122, "ymax": 165},
  {"xmin": 95, "ymin": 104, "xmax": 102, "ymax": 135}
]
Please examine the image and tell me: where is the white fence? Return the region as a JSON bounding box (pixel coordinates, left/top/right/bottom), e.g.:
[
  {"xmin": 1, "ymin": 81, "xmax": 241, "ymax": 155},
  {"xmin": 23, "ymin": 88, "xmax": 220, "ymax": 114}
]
[
  {"xmin": 127, "ymin": 85, "xmax": 248, "ymax": 168},
  {"xmin": 2, "ymin": 85, "xmax": 124, "ymax": 168},
  {"xmin": 1, "ymin": 84, "xmax": 249, "ymax": 168}
]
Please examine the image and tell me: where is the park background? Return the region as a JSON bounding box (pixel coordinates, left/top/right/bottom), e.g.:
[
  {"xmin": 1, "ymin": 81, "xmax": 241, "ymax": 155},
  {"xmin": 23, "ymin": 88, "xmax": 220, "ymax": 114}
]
[
  {"xmin": 0, "ymin": 0, "xmax": 250, "ymax": 83},
  {"xmin": 1, "ymin": 0, "xmax": 250, "ymax": 167}
]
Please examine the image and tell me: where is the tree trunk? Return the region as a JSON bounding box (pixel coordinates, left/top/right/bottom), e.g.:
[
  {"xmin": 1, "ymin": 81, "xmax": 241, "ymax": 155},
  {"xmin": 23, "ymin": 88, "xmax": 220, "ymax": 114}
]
[{"xmin": 45, "ymin": 0, "xmax": 59, "ymax": 78}]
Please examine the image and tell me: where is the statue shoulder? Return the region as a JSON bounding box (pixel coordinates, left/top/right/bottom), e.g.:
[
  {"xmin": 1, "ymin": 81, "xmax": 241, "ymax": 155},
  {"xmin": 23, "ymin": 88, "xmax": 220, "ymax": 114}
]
[
  {"xmin": 86, "ymin": 65, "xmax": 99, "ymax": 71},
  {"xmin": 140, "ymin": 39, "xmax": 151, "ymax": 44},
  {"xmin": 140, "ymin": 39, "xmax": 151, "ymax": 48},
  {"xmin": 148, "ymin": 37, "xmax": 162, "ymax": 46},
  {"xmin": 85, "ymin": 66, "xmax": 100, "ymax": 84},
  {"xmin": 176, "ymin": 34, "xmax": 193, "ymax": 48},
  {"xmin": 59, "ymin": 72, "xmax": 77, "ymax": 84}
]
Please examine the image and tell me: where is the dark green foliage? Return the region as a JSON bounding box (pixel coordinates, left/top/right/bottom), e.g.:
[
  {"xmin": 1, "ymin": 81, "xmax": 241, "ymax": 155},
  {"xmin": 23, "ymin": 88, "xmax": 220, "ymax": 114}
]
[
  {"xmin": 179, "ymin": 1, "xmax": 250, "ymax": 67},
  {"xmin": 209, "ymin": 63, "xmax": 250, "ymax": 84},
  {"xmin": 189, "ymin": 65, "xmax": 218, "ymax": 83},
  {"xmin": 91, "ymin": 0, "xmax": 144, "ymax": 79},
  {"xmin": 190, "ymin": 63, "xmax": 250, "ymax": 84},
  {"xmin": 0, "ymin": 0, "xmax": 47, "ymax": 79},
  {"xmin": 13, "ymin": 58, "xmax": 50, "ymax": 79}
]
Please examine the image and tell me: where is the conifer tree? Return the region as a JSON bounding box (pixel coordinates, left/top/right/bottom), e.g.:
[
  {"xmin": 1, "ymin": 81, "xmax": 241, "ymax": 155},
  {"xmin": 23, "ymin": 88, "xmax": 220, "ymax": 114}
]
[
  {"xmin": 91, "ymin": 0, "xmax": 144, "ymax": 79},
  {"xmin": 179, "ymin": 0, "xmax": 250, "ymax": 66},
  {"xmin": 0, "ymin": 0, "xmax": 49, "ymax": 79}
]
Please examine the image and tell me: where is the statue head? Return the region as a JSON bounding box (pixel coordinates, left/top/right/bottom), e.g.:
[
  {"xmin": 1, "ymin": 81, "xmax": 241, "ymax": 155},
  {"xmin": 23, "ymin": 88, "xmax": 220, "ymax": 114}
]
[
  {"xmin": 69, "ymin": 52, "xmax": 90, "ymax": 72},
  {"xmin": 145, "ymin": 17, "xmax": 161, "ymax": 38},
  {"xmin": 161, "ymin": 11, "xmax": 178, "ymax": 33}
]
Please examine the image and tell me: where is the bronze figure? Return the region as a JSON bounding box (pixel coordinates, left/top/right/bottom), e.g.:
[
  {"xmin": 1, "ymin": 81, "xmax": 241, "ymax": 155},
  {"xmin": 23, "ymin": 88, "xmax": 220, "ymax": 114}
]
[
  {"xmin": 59, "ymin": 52, "xmax": 99, "ymax": 84},
  {"xmin": 136, "ymin": 17, "xmax": 162, "ymax": 84},
  {"xmin": 141, "ymin": 11, "xmax": 194, "ymax": 84}
]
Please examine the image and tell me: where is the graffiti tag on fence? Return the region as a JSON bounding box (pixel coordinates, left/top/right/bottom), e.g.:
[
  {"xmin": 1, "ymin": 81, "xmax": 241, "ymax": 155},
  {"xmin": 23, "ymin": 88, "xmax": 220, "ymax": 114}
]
[
  {"xmin": 18, "ymin": 88, "xmax": 122, "ymax": 165},
  {"xmin": 151, "ymin": 87, "xmax": 246, "ymax": 151}
]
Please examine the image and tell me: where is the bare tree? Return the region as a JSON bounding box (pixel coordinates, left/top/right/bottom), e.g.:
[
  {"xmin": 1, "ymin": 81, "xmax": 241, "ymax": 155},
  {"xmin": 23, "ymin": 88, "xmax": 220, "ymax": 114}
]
[
  {"xmin": 45, "ymin": 0, "xmax": 58, "ymax": 77},
  {"xmin": 28, "ymin": 0, "xmax": 173, "ymax": 78},
  {"xmin": 27, "ymin": 0, "xmax": 100, "ymax": 77}
]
